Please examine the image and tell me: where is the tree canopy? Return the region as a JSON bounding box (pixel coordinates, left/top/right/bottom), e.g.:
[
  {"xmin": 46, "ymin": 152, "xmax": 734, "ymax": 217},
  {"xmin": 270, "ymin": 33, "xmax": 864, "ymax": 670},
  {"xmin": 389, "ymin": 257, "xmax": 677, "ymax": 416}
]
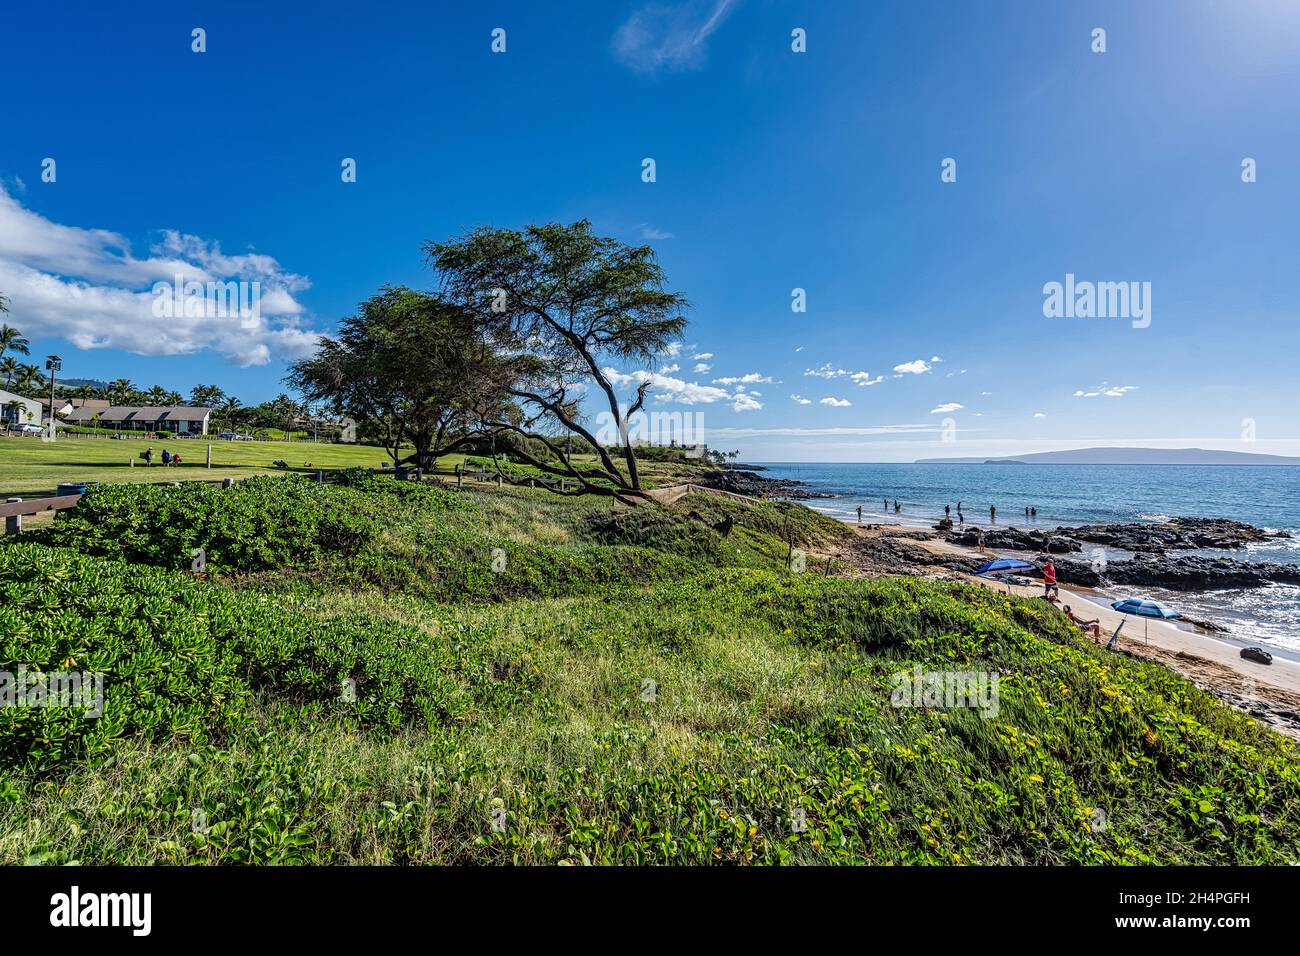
[{"xmin": 424, "ymin": 220, "xmax": 687, "ymax": 499}]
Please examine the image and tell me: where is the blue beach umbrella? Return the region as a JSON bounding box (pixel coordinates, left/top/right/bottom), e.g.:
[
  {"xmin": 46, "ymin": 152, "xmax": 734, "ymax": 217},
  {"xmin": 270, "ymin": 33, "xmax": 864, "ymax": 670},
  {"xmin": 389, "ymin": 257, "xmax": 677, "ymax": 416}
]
[
  {"xmin": 1110, "ymin": 598, "xmax": 1181, "ymax": 619},
  {"xmin": 975, "ymin": 558, "xmax": 1036, "ymax": 578}
]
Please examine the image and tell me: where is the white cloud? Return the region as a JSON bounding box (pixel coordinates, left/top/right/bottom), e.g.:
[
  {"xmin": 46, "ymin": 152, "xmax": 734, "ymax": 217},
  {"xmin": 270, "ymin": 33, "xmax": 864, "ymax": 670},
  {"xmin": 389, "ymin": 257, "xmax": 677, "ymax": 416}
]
[
  {"xmin": 661, "ymin": 342, "xmax": 684, "ymax": 358},
  {"xmin": 1073, "ymin": 384, "xmax": 1139, "ymax": 398},
  {"xmin": 790, "ymin": 394, "xmax": 812, "ymax": 405},
  {"xmin": 893, "ymin": 359, "xmax": 933, "ymax": 375},
  {"xmin": 638, "ymin": 223, "xmax": 675, "ymax": 240},
  {"xmin": 692, "ymin": 362, "xmax": 712, "ymax": 373},
  {"xmin": 1033, "ymin": 412, "xmax": 1047, "ymax": 418},
  {"xmin": 692, "ymin": 351, "xmax": 713, "ymax": 360},
  {"xmin": 612, "ymin": 0, "xmax": 738, "ymax": 73},
  {"xmin": 979, "ymin": 391, "xmax": 992, "ymax": 396},
  {"xmin": 804, "ymin": 364, "xmax": 847, "ymax": 379},
  {"xmin": 930, "ymin": 402, "xmax": 963, "ymax": 414},
  {"xmin": 0, "ymin": 186, "xmax": 317, "ymax": 367},
  {"xmin": 820, "ymin": 397, "xmax": 852, "ymax": 407},
  {"xmin": 851, "ymin": 372, "xmax": 884, "ymax": 387},
  {"xmin": 661, "ymin": 363, "xmax": 680, "ymax": 373},
  {"xmin": 713, "ymin": 372, "xmax": 772, "ymax": 385},
  {"xmin": 605, "ymin": 366, "xmax": 761, "ymax": 412}
]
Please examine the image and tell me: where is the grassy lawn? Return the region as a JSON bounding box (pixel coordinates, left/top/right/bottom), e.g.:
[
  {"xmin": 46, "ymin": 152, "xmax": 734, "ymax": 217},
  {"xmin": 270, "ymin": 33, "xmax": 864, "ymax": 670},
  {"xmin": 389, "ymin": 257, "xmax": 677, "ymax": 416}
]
[
  {"xmin": 0, "ymin": 435, "xmax": 443, "ymax": 498},
  {"xmin": 0, "ymin": 436, "xmax": 710, "ymax": 498}
]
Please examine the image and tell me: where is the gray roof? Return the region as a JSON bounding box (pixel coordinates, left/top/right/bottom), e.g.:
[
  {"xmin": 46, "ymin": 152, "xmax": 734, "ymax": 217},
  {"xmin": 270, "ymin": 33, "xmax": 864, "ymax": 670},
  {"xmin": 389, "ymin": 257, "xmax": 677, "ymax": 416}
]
[{"xmin": 63, "ymin": 405, "xmax": 212, "ymax": 423}]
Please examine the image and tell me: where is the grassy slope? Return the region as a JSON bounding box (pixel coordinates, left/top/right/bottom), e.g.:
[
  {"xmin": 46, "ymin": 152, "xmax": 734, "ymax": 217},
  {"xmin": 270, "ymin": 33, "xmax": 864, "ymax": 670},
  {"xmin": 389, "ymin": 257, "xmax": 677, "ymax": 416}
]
[{"xmin": 1, "ymin": 477, "xmax": 1296, "ymax": 865}]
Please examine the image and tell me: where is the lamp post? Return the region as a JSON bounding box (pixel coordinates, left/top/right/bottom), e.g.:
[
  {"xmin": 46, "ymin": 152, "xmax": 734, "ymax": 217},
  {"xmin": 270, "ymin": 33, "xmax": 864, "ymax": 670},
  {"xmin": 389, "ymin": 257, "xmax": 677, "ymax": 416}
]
[{"xmin": 45, "ymin": 355, "xmax": 62, "ymax": 441}]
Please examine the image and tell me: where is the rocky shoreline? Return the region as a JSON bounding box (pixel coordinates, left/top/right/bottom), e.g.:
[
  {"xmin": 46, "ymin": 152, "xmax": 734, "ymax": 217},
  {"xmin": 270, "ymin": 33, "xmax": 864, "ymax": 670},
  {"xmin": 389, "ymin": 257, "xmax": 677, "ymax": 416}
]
[
  {"xmin": 696, "ymin": 468, "xmax": 836, "ymax": 500},
  {"xmin": 938, "ymin": 517, "xmax": 1296, "ymax": 593}
]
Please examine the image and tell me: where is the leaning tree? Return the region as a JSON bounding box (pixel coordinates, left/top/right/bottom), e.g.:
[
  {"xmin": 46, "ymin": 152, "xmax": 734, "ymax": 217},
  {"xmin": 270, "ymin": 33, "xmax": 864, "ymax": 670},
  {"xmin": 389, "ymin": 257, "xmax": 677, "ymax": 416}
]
[
  {"xmin": 423, "ymin": 220, "xmax": 687, "ymax": 502},
  {"xmin": 289, "ymin": 286, "xmax": 503, "ymax": 469}
]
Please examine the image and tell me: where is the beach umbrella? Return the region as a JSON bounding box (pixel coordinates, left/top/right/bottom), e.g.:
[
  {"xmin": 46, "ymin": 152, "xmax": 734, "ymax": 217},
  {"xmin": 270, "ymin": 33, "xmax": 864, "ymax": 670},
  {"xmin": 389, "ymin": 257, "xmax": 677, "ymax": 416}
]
[
  {"xmin": 1111, "ymin": 597, "xmax": 1180, "ymax": 645},
  {"xmin": 1110, "ymin": 598, "xmax": 1181, "ymax": 619},
  {"xmin": 975, "ymin": 558, "xmax": 1036, "ymax": 578}
]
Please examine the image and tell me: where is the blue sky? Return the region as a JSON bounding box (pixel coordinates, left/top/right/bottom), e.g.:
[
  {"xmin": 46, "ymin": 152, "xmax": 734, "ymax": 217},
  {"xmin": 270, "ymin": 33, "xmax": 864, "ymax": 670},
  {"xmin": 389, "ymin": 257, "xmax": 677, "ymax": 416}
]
[{"xmin": 2, "ymin": 0, "xmax": 1298, "ymax": 461}]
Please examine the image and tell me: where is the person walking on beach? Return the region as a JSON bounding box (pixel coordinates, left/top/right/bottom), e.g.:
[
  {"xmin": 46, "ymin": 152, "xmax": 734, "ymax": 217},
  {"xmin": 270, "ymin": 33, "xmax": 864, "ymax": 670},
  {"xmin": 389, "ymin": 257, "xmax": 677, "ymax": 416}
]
[
  {"xmin": 856, "ymin": 505, "xmax": 862, "ymax": 524},
  {"xmin": 1042, "ymin": 559, "xmax": 1058, "ymax": 599},
  {"xmin": 977, "ymin": 528, "xmax": 986, "ymax": 554}
]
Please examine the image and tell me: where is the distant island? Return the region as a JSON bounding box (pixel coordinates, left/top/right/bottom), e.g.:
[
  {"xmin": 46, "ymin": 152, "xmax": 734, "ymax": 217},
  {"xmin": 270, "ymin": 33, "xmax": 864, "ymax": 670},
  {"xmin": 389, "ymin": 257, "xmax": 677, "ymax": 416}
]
[{"xmin": 916, "ymin": 446, "xmax": 1300, "ymax": 466}]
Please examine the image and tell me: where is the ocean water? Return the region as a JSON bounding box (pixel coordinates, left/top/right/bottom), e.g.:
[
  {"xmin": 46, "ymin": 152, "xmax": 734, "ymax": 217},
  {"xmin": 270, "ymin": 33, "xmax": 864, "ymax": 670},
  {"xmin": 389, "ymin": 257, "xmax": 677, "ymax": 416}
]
[{"xmin": 757, "ymin": 463, "xmax": 1300, "ymax": 652}]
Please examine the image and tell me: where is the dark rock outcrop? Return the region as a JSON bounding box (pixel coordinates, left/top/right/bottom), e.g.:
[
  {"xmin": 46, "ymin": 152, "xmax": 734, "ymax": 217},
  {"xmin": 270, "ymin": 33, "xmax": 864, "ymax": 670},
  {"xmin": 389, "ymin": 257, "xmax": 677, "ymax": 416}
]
[
  {"xmin": 1061, "ymin": 517, "xmax": 1283, "ymax": 553},
  {"xmin": 946, "ymin": 526, "xmax": 1081, "ymax": 554}
]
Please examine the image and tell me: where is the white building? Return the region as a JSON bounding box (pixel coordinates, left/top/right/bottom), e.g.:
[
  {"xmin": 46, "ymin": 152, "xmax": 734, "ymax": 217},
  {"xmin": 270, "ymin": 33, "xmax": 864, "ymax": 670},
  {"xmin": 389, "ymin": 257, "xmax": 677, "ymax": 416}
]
[{"xmin": 0, "ymin": 388, "xmax": 43, "ymax": 427}]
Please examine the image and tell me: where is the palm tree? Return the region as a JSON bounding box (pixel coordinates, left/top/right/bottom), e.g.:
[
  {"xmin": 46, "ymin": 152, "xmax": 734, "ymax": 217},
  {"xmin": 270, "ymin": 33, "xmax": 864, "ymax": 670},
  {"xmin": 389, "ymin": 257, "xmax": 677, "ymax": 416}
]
[
  {"xmin": 0, "ymin": 323, "xmax": 30, "ymax": 361},
  {"xmin": 0, "ymin": 356, "xmax": 17, "ymax": 389},
  {"xmin": 189, "ymin": 384, "xmax": 225, "ymax": 407},
  {"xmin": 15, "ymin": 363, "xmax": 45, "ymax": 396},
  {"xmin": 107, "ymin": 379, "xmax": 135, "ymax": 405},
  {"xmin": 216, "ymin": 395, "xmax": 242, "ymax": 431}
]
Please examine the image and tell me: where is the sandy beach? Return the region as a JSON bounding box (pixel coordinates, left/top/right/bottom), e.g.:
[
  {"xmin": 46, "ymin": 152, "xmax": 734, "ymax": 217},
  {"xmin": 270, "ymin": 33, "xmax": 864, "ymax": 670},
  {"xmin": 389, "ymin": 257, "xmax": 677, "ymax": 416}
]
[{"xmin": 841, "ymin": 523, "xmax": 1300, "ymax": 738}]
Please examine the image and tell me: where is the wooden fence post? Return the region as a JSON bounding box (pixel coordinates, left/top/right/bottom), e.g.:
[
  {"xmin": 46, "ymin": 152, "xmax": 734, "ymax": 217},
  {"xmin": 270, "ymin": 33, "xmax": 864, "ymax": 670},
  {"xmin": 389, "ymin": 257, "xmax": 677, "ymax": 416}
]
[
  {"xmin": 4, "ymin": 498, "xmax": 22, "ymax": 536},
  {"xmin": 457, "ymin": 464, "xmax": 463, "ymax": 488}
]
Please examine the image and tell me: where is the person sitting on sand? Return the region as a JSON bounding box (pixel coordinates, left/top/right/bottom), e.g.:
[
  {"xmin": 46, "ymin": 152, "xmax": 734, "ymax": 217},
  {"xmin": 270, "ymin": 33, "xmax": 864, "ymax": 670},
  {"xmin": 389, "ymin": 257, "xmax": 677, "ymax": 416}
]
[
  {"xmin": 1042, "ymin": 559, "xmax": 1058, "ymax": 599},
  {"xmin": 1062, "ymin": 604, "xmax": 1101, "ymax": 639}
]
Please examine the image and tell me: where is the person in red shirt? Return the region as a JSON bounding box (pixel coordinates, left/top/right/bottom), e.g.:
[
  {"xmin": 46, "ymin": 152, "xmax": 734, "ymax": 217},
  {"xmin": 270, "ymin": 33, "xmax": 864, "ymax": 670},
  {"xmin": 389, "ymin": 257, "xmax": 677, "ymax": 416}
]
[{"xmin": 1042, "ymin": 559, "xmax": 1058, "ymax": 599}]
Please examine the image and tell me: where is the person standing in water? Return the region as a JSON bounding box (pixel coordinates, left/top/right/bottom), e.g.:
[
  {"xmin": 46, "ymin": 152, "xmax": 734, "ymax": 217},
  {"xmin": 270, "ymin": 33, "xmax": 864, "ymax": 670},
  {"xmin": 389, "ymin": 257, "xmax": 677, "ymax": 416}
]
[
  {"xmin": 856, "ymin": 505, "xmax": 862, "ymax": 524},
  {"xmin": 990, "ymin": 504, "xmax": 997, "ymax": 523},
  {"xmin": 894, "ymin": 499, "xmax": 900, "ymax": 513},
  {"xmin": 883, "ymin": 497, "xmax": 889, "ymax": 512},
  {"xmin": 944, "ymin": 504, "xmax": 951, "ymax": 518}
]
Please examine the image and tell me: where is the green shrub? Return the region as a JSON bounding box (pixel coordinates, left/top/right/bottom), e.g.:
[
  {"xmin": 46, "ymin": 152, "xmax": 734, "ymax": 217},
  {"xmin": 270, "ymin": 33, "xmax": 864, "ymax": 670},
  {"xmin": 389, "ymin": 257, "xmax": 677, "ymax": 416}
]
[{"xmin": 27, "ymin": 476, "xmax": 378, "ymax": 574}]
